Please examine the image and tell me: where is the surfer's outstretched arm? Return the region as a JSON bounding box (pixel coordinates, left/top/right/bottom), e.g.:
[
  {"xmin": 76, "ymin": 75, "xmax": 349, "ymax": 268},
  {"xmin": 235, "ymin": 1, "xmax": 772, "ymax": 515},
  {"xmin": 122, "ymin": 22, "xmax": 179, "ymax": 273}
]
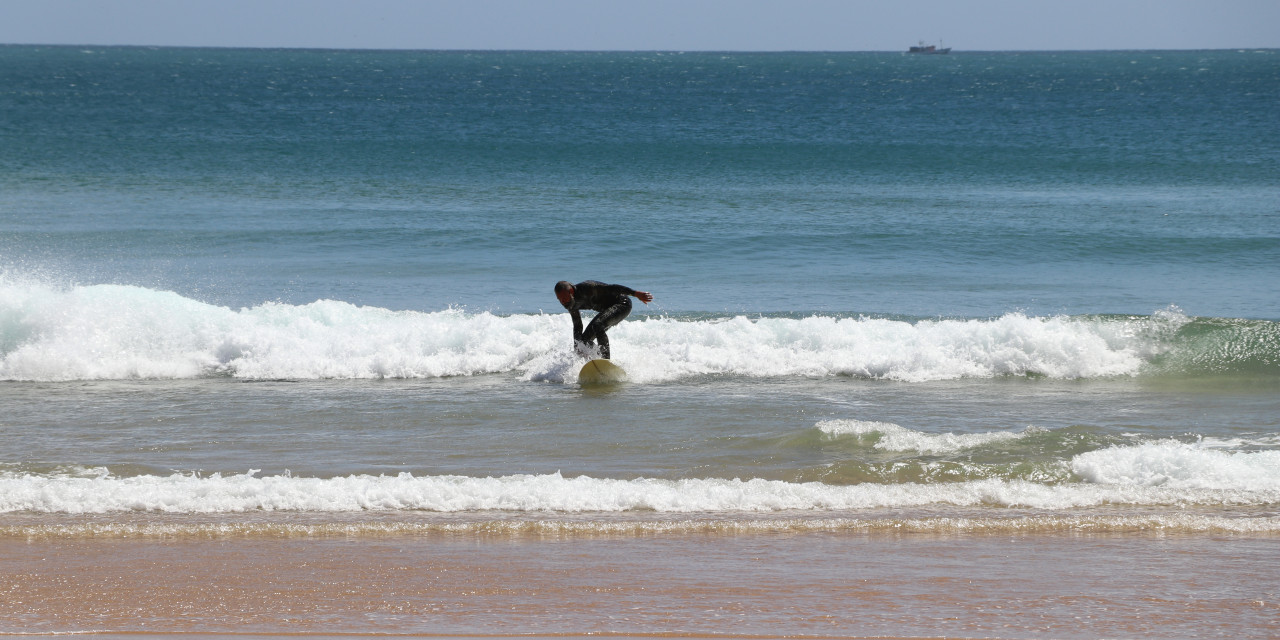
[{"xmin": 632, "ymin": 290, "xmax": 653, "ymax": 304}]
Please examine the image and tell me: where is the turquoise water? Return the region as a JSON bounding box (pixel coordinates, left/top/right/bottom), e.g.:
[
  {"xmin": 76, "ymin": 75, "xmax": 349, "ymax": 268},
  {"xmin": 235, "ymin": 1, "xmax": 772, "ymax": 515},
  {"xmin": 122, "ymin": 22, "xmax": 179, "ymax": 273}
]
[{"xmin": 1, "ymin": 47, "xmax": 1279, "ymax": 552}]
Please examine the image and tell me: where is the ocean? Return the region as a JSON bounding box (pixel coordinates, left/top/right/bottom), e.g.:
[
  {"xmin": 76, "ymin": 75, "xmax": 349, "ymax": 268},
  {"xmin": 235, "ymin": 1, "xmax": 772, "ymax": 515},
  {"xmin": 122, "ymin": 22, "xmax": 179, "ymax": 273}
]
[{"xmin": 1, "ymin": 46, "xmax": 1279, "ymax": 638}]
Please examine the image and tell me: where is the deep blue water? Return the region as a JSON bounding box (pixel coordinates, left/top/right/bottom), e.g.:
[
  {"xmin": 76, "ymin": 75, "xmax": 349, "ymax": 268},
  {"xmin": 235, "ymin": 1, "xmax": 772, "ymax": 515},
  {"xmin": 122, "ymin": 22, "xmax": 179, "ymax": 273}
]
[{"xmin": 2, "ymin": 46, "xmax": 1278, "ymax": 317}]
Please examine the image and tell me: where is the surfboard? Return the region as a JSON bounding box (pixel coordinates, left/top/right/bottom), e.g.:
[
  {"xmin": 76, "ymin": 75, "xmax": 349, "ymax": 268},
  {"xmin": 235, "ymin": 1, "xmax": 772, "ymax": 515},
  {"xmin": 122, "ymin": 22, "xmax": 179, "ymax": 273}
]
[{"xmin": 578, "ymin": 358, "xmax": 627, "ymax": 385}]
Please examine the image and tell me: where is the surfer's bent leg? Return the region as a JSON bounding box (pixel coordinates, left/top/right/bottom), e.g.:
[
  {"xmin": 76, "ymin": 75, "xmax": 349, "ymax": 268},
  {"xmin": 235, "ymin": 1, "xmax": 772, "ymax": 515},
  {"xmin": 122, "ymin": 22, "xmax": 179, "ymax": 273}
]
[{"xmin": 582, "ymin": 298, "xmax": 632, "ymax": 360}]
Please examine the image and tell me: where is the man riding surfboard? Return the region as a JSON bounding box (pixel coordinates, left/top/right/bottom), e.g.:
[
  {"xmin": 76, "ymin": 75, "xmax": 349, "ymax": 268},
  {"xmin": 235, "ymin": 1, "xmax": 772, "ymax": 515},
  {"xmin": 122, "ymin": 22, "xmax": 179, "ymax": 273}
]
[{"xmin": 554, "ymin": 280, "xmax": 652, "ymax": 360}]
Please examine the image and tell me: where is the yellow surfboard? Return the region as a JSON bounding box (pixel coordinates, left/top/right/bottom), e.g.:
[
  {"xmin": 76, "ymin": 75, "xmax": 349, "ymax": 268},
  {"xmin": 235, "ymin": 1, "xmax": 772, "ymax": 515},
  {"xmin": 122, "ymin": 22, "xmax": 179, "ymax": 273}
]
[{"xmin": 578, "ymin": 359, "xmax": 627, "ymax": 385}]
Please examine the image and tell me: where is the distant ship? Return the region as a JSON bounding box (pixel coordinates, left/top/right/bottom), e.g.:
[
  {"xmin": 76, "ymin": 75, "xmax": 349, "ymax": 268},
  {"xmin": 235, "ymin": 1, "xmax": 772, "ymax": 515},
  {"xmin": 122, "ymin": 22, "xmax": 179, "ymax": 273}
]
[{"xmin": 908, "ymin": 41, "xmax": 951, "ymax": 54}]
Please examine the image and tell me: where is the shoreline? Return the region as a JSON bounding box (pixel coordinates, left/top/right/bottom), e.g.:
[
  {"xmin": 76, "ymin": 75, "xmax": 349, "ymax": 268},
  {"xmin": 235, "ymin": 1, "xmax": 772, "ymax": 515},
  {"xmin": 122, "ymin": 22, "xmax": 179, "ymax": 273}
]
[{"xmin": 4, "ymin": 510, "xmax": 1280, "ymax": 540}]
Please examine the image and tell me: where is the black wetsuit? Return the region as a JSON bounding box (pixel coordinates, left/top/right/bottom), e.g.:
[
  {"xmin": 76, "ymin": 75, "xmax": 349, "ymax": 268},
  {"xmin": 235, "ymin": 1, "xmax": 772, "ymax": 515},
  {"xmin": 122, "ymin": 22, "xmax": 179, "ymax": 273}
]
[{"xmin": 561, "ymin": 280, "xmax": 636, "ymax": 359}]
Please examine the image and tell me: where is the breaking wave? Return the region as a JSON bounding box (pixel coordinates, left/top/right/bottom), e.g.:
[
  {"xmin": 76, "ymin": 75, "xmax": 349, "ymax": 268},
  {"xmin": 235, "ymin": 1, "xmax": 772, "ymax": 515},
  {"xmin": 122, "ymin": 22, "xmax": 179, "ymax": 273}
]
[
  {"xmin": 4, "ymin": 443, "xmax": 1279, "ymax": 515},
  {"xmin": 2, "ymin": 277, "xmax": 1275, "ymax": 383}
]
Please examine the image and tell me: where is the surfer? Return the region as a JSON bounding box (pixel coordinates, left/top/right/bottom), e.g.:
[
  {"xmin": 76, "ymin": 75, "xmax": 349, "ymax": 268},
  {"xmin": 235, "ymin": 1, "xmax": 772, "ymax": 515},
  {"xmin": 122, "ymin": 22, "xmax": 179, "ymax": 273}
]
[{"xmin": 555, "ymin": 280, "xmax": 653, "ymax": 359}]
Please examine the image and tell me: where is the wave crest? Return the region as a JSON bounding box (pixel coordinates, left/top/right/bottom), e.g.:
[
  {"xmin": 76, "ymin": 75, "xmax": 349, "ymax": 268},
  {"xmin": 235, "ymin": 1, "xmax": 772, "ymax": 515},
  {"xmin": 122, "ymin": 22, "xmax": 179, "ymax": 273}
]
[
  {"xmin": 816, "ymin": 419, "xmax": 1037, "ymax": 454},
  {"xmin": 2, "ymin": 279, "xmax": 1273, "ymax": 382},
  {"xmin": 4, "ymin": 469, "xmax": 1279, "ymax": 515},
  {"xmin": 1072, "ymin": 441, "xmax": 1280, "ymax": 491}
]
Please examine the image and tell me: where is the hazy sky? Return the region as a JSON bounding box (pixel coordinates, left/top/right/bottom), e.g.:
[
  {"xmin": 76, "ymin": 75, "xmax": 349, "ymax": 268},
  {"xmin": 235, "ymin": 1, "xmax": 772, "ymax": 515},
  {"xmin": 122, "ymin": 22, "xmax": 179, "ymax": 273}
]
[{"xmin": 2, "ymin": 0, "xmax": 1277, "ymax": 51}]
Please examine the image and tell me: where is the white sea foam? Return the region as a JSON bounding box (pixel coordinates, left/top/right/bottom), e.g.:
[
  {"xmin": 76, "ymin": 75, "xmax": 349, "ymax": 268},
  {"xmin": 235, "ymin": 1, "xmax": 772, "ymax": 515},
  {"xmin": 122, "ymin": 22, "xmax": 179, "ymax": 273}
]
[
  {"xmin": 3, "ymin": 467, "xmax": 1278, "ymax": 515},
  {"xmin": 0, "ymin": 278, "xmax": 1190, "ymax": 382},
  {"xmin": 816, "ymin": 420, "xmax": 1035, "ymax": 454},
  {"xmin": 0, "ymin": 279, "xmax": 560, "ymax": 381},
  {"xmin": 1072, "ymin": 441, "xmax": 1280, "ymax": 491}
]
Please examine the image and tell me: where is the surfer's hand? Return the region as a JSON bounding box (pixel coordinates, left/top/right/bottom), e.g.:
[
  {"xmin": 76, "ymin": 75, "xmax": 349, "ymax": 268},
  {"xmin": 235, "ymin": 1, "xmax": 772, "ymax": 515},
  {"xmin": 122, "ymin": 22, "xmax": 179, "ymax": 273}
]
[{"xmin": 633, "ymin": 291, "xmax": 653, "ymax": 304}]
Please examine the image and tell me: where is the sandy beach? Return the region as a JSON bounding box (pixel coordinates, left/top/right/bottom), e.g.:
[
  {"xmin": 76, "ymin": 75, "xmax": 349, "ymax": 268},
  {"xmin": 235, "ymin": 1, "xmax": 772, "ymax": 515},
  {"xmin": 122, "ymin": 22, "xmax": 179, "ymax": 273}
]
[{"xmin": 4, "ymin": 528, "xmax": 1278, "ymax": 638}]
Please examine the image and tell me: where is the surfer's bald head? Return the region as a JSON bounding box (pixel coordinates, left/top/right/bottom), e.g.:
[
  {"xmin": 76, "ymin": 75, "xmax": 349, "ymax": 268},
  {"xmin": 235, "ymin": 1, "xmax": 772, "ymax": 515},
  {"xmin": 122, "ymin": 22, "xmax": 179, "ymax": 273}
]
[{"xmin": 555, "ymin": 281, "xmax": 575, "ymax": 306}]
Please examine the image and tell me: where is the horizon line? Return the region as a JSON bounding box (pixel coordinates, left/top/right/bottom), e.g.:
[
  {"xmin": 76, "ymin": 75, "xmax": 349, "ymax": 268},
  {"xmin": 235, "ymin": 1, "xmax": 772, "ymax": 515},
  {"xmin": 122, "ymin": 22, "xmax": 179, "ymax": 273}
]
[{"xmin": 3, "ymin": 42, "xmax": 1278, "ymax": 54}]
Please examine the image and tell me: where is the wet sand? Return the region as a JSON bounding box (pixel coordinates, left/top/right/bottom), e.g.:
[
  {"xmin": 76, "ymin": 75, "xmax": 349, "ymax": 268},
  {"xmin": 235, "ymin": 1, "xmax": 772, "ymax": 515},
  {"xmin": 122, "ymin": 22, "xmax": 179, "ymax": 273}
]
[{"xmin": 3, "ymin": 531, "xmax": 1278, "ymax": 638}]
